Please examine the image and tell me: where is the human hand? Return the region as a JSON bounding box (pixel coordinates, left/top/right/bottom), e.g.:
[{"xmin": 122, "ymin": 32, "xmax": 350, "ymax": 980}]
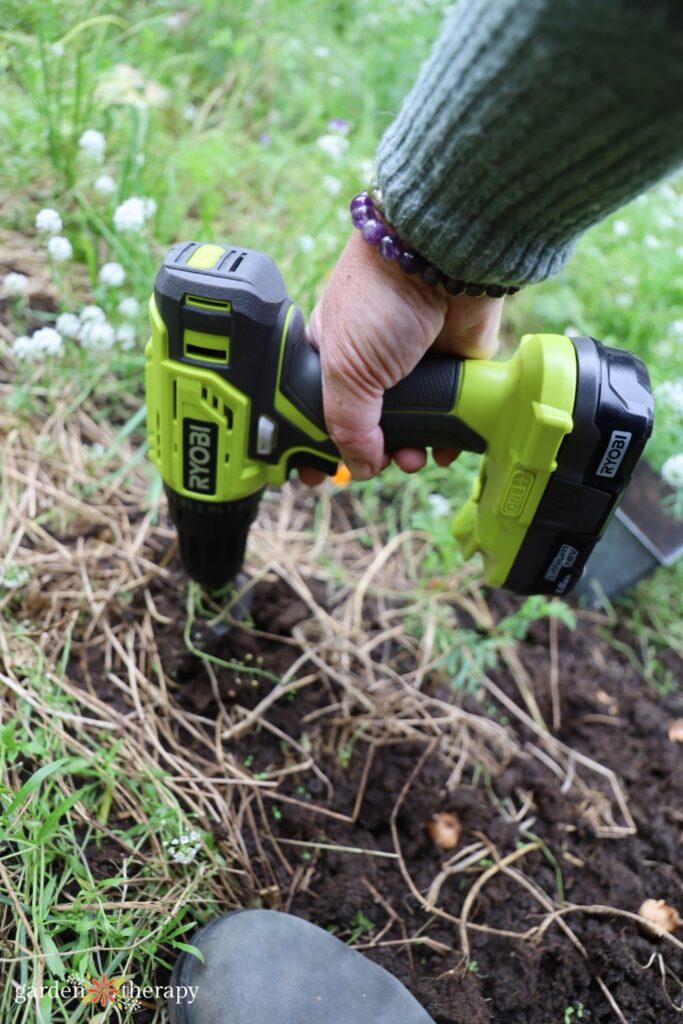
[{"xmin": 299, "ymin": 231, "xmax": 504, "ymax": 485}]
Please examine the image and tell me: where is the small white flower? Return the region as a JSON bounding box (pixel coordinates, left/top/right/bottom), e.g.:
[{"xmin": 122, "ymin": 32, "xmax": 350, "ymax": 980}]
[
  {"xmin": 113, "ymin": 196, "xmax": 155, "ymax": 233},
  {"xmin": 47, "ymin": 236, "xmax": 73, "ymax": 261},
  {"xmin": 669, "ymin": 320, "xmax": 683, "ymax": 341},
  {"xmin": 79, "ymin": 128, "xmax": 106, "ymax": 162},
  {"xmin": 658, "ymin": 213, "xmax": 675, "ymax": 230},
  {"xmin": 135, "ymin": 153, "xmax": 146, "ymax": 168},
  {"xmin": 80, "ymin": 304, "xmax": 106, "ymax": 324},
  {"xmin": 563, "ymin": 325, "xmax": 581, "ymax": 337},
  {"xmin": 116, "ymin": 323, "xmax": 136, "ymax": 349},
  {"xmin": 11, "ymin": 336, "xmax": 35, "ymax": 360},
  {"xmin": 94, "ymin": 174, "xmax": 116, "ymax": 195},
  {"xmin": 90, "ymin": 442, "xmax": 106, "ymax": 458},
  {"xmin": 614, "ymin": 292, "xmax": 633, "ymax": 308},
  {"xmin": 182, "ymin": 103, "xmax": 197, "ymax": 122},
  {"xmin": 677, "ymin": 246, "xmax": 683, "ymax": 260},
  {"xmin": 99, "ymin": 261, "xmax": 126, "ymax": 287},
  {"xmin": 623, "ymin": 273, "xmax": 638, "ymax": 288},
  {"xmin": 298, "ymin": 235, "xmax": 315, "ymax": 253},
  {"xmin": 315, "ymin": 133, "xmax": 349, "ymax": 162},
  {"xmin": 2, "ymin": 272, "xmax": 28, "ymax": 296},
  {"xmin": 32, "ymin": 327, "xmax": 64, "ymax": 356},
  {"xmin": 313, "ymin": 45, "xmax": 330, "ymax": 58},
  {"xmin": 13, "ymin": 327, "xmax": 64, "ymax": 361},
  {"xmin": 655, "ymin": 379, "xmax": 683, "ymax": 412},
  {"xmin": 644, "ymin": 234, "xmax": 661, "ymax": 250},
  {"xmin": 56, "ymin": 312, "xmax": 81, "ymax": 338},
  {"xmin": 428, "ymin": 494, "xmax": 450, "ymax": 517},
  {"xmin": 654, "ymin": 339, "xmax": 675, "ymax": 359},
  {"xmin": 51, "ymin": 42, "xmax": 64, "ymax": 58},
  {"xmin": 322, "ymin": 175, "xmax": 342, "ymax": 195},
  {"xmin": 662, "ymin": 453, "xmax": 683, "ymax": 489},
  {"xmin": 658, "ymin": 182, "xmax": 677, "ymax": 202},
  {"xmin": 612, "ymin": 220, "xmax": 629, "ymax": 237},
  {"xmin": 80, "ymin": 320, "xmax": 115, "ymax": 350},
  {"xmin": 118, "ymin": 296, "xmax": 140, "ymax": 319},
  {"xmin": 35, "ymin": 208, "xmax": 63, "ymax": 235}
]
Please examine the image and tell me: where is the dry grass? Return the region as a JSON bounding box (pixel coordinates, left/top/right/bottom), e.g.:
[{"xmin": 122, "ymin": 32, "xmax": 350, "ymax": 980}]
[{"xmin": 0, "ymin": 239, "xmax": 675, "ymax": 1021}]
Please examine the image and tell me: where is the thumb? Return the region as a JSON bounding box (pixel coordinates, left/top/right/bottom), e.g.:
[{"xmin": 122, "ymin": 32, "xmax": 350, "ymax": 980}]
[{"xmin": 433, "ymin": 293, "xmax": 503, "ymax": 359}]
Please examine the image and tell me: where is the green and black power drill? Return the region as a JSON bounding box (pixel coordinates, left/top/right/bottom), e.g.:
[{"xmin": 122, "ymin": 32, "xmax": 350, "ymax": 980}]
[{"xmin": 145, "ymin": 241, "xmax": 654, "ymax": 596}]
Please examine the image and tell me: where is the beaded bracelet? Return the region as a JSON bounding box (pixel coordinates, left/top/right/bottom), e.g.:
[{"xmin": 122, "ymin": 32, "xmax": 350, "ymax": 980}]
[{"xmin": 350, "ymin": 190, "xmax": 519, "ymax": 298}]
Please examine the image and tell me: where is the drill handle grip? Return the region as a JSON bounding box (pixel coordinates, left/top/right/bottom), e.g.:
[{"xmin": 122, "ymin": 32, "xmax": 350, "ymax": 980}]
[{"xmin": 280, "ymin": 322, "xmax": 487, "ymax": 456}]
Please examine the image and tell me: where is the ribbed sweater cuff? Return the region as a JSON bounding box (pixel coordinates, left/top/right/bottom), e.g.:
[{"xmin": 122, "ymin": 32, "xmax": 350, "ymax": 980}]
[{"xmin": 376, "ymin": 0, "xmax": 683, "ymax": 287}]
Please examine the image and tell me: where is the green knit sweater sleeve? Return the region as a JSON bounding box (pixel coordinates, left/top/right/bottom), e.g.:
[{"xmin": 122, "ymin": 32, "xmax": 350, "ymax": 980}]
[{"xmin": 376, "ymin": 0, "xmax": 683, "ymax": 287}]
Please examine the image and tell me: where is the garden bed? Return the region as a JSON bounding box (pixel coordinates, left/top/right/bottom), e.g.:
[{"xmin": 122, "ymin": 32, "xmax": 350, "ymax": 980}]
[{"xmin": 75, "ymin": 520, "xmax": 683, "ymax": 1024}]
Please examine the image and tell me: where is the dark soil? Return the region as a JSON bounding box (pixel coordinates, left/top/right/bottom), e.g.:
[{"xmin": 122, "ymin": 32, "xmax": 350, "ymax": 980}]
[{"xmin": 90, "ymin": 564, "xmax": 683, "ymax": 1024}]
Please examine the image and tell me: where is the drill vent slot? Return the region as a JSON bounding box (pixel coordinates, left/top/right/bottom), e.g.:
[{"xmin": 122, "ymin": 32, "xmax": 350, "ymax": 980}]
[
  {"xmin": 223, "ymin": 404, "xmax": 233, "ymax": 430},
  {"xmin": 172, "ymin": 381, "xmax": 178, "ymax": 420},
  {"xmin": 229, "ymin": 252, "xmax": 246, "ymax": 273},
  {"xmin": 185, "ymin": 340, "xmax": 228, "ymax": 363},
  {"xmin": 186, "ymin": 294, "xmax": 232, "ymax": 311}
]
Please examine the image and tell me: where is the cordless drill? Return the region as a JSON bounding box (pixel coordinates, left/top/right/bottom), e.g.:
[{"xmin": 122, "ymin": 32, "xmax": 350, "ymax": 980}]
[{"xmin": 145, "ymin": 241, "xmax": 654, "ymax": 596}]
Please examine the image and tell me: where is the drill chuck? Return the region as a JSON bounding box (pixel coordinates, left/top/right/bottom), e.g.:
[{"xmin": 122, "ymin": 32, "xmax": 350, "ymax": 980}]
[{"xmin": 146, "ymin": 241, "xmax": 654, "ymax": 595}]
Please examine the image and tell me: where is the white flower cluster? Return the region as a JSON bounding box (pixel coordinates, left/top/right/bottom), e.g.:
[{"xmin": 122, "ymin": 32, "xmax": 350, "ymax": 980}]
[
  {"xmin": 113, "ymin": 196, "xmax": 156, "ymax": 233},
  {"xmin": 316, "ymin": 133, "xmax": 349, "ymax": 162},
  {"xmin": 35, "ymin": 208, "xmax": 72, "ymax": 262},
  {"xmin": 164, "ymin": 830, "xmax": 201, "ymax": 865},
  {"xmin": 655, "ymin": 379, "xmax": 683, "ymax": 414},
  {"xmin": 99, "ymin": 261, "xmax": 126, "ymax": 287},
  {"xmin": 662, "ymin": 453, "xmax": 683, "ymax": 489},
  {"xmin": 668, "ymin": 320, "xmax": 683, "ymax": 342},
  {"xmin": 12, "ymin": 327, "xmax": 64, "ymax": 362},
  {"xmin": 94, "ymin": 174, "xmax": 116, "ymax": 195},
  {"xmin": 47, "ymin": 236, "xmax": 73, "ymax": 262},
  {"xmin": 428, "ymin": 493, "xmax": 450, "ymax": 517},
  {"xmin": 35, "ymin": 208, "xmax": 62, "ymax": 235},
  {"xmin": 118, "ymin": 296, "xmax": 139, "ymax": 319},
  {"xmin": 79, "ymin": 128, "xmax": 106, "ymax": 162},
  {"xmin": 2, "ymin": 272, "xmax": 28, "ymax": 297},
  {"xmin": 53, "ymin": 302, "xmax": 136, "ymax": 353}
]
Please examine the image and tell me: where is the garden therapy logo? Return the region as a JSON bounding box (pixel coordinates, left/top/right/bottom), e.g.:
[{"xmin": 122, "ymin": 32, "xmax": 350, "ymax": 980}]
[
  {"xmin": 13, "ymin": 972, "xmax": 198, "ymax": 1012},
  {"xmin": 84, "ymin": 973, "xmax": 129, "ymax": 1010}
]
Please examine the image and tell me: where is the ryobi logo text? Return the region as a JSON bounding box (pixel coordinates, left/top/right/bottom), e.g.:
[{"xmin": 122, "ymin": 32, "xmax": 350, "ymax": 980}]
[
  {"xmin": 596, "ymin": 430, "xmax": 632, "ymax": 479},
  {"xmin": 183, "ymin": 419, "xmax": 218, "ymax": 494}
]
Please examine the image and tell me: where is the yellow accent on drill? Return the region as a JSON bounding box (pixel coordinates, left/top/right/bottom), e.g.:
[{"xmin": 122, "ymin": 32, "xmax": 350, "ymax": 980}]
[
  {"xmin": 146, "ymin": 296, "xmax": 332, "ymax": 501},
  {"xmin": 187, "ymin": 244, "xmax": 224, "ymax": 269},
  {"xmin": 451, "ymin": 333, "xmax": 577, "ymax": 586}
]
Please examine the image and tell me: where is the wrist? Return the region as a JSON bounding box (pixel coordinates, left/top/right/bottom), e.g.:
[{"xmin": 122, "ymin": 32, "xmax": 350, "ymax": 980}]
[{"xmin": 350, "ymin": 190, "xmax": 519, "ymax": 299}]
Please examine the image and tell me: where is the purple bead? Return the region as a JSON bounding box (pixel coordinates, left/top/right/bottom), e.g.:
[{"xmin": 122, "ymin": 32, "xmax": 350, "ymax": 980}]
[
  {"xmin": 444, "ymin": 277, "xmax": 465, "ymax": 295},
  {"xmin": 378, "ymin": 234, "xmax": 401, "ymax": 260},
  {"xmin": 421, "ymin": 265, "xmax": 443, "ymax": 287},
  {"xmin": 466, "ymin": 282, "xmax": 486, "ymax": 297},
  {"xmin": 351, "ymin": 205, "xmax": 373, "ymax": 228},
  {"xmin": 361, "ymin": 218, "xmax": 388, "ymax": 244},
  {"xmin": 486, "ymin": 283, "xmax": 505, "ymax": 298},
  {"xmin": 397, "ymin": 250, "xmax": 425, "ymax": 275},
  {"xmin": 350, "ymin": 193, "xmax": 370, "ymax": 212}
]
